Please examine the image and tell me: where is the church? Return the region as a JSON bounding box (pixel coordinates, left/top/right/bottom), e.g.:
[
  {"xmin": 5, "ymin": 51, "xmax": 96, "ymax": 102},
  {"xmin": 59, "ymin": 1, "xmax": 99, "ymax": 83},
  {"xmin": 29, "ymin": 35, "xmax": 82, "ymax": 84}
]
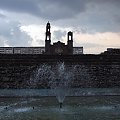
[{"xmin": 45, "ymin": 22, "xmax": 83, "ymax": 55}]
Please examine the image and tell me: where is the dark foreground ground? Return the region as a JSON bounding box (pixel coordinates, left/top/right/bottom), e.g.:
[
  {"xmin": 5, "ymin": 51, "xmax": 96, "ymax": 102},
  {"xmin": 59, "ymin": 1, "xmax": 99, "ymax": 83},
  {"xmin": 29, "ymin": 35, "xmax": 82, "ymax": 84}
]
[{"xmin": 0, "ymin": 96, "xmax": 120, "ymax": 120}]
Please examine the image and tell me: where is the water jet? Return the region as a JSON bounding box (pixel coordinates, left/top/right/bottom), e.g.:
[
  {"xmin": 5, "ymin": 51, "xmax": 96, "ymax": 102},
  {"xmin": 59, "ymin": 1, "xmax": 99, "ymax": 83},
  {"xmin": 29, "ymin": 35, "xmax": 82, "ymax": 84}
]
[{"xmin": 59, "ymin": 102, "xmax": 63, "ymax": 108}]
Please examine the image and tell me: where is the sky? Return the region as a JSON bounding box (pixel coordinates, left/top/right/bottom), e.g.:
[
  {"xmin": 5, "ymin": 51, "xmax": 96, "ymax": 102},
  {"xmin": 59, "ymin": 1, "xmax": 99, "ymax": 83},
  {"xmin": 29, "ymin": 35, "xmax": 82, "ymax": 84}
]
[{"xmin": 0, "ymin": 0, "xmax": 120, "ymax": 54}]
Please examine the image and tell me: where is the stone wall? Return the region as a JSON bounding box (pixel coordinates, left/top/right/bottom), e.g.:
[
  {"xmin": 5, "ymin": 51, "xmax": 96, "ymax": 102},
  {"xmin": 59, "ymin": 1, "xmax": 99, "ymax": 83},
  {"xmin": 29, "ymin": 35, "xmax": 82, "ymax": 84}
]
[{"xmin": 0, "ymin": 54, "xmax": 120, "ymax": 88}]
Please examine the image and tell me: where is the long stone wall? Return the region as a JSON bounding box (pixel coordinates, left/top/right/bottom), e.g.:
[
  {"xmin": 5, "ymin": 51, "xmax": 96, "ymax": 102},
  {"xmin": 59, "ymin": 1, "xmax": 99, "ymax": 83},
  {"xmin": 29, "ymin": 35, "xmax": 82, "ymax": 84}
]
[{"xmin": 0, "ymin": 54, "xmax": 120, "ymax": 88}]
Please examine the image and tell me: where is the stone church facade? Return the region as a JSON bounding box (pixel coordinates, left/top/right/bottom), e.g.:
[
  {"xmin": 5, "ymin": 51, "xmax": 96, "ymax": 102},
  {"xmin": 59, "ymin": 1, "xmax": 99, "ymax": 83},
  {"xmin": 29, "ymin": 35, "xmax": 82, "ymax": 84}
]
[{"xmin": 45, "ymin": 22, "xmax": 83, "ymax": 55}]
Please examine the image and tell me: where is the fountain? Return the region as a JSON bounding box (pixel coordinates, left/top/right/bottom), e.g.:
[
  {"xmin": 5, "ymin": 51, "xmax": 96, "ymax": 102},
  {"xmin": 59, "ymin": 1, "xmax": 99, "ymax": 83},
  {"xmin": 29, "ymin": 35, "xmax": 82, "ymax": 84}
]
[
  {"xmin": 49, "ymin": 63, "xmax": 72, "ymax": 108},
  {"xmin": 32, "ymin": 62, "xmax": 73, "ymax": 108},
  {"xmin": 29, "ymin": 62, "xmax": 93, "ymax": 108},
  {"xmin": 53, "ymin": 86, "xmax": 70, "ymax": 108}
]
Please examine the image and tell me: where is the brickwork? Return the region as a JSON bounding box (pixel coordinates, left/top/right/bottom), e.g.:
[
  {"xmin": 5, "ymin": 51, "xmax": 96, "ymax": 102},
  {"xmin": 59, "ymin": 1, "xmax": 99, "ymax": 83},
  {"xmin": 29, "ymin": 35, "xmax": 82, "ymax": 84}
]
[{"xmin": 0, "ymin": 54, "xmax": 120, "ymax": 88}]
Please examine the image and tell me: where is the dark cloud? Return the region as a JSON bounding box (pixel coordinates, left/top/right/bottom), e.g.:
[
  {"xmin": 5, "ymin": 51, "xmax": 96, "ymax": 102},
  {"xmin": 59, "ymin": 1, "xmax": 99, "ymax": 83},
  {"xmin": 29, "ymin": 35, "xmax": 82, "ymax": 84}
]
[
  {"xmin": 0, "ymin": 0, "xmax": 120, "ymax": 21},
  {"xmin": 55, "ymin": 0, "xmax": 120, "ymax": 33},
  {"xmin": 0, "ymin": 0, "xmax": 39, "ymax": 15},
  {"xmin": 113, "ymin": 14, "xmax": 120, "ymax": 24},
  {"xmin": 90, "ymin": 0, "xmax": 120, "ymax": 4},
  {"xmin": 0, "ymin": 0, "xmax": 87, "ymax": 20},
  {"xmin": 40, "ymin": 0, "xmax": 87, "ymax": 20},
  {"xmin": 0, "ymin": 0, "xmax": 120, "ymax": 33}
]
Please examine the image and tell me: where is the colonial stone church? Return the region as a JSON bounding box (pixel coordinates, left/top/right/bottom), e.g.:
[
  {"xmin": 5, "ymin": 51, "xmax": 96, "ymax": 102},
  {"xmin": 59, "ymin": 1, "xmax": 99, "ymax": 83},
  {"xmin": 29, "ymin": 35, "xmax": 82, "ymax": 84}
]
[{"xmin": 45, "ymin": 22, "xmax": 82, "ymax": 55}]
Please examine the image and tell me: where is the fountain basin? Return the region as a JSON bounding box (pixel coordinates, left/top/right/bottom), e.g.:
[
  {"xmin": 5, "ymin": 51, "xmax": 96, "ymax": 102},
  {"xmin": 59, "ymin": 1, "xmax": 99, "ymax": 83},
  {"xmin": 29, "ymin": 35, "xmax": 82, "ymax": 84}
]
[{"xmin": 0, "ymin": 94, "xmax": 120, "ymax": 120}]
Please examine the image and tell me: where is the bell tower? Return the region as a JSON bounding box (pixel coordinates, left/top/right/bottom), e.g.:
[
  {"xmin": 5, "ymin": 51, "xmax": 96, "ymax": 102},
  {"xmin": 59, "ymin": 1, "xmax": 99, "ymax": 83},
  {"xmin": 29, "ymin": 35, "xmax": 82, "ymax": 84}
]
[
  {"xmin": 45, "ymin": 21, "xmax": 51, "ymax": 54},
  {"xmin": 67, "ymin": 31, "xmax": 73, "ymax": 54}
]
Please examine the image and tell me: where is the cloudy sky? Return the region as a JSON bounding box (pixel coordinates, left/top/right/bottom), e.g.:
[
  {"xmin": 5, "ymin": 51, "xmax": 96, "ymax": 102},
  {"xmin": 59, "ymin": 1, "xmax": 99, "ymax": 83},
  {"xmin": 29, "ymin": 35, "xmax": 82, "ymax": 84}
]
[{"xmin": 0, "ymin": 0, "xmax": 120, "ymax": 54}]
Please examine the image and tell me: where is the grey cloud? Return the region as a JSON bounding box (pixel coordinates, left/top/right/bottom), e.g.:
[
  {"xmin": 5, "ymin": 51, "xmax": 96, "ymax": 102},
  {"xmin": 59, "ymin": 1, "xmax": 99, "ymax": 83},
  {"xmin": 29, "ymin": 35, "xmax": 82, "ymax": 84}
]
[
  {"xmin": 0, "ymin": 0, "xmax": 39, "ymax": 15},
  {"xmin": 113, "ymin": 14, "xmax": 120, "ymax": 24},
  {"xmin": 82, "ymin": 43, "xmax": 105, "ymax": 48},
  {"xmin": 0, "ymin": 13, "xmax": 6, "ymax": 18},
  {"xmin": 90, "ymin": 0, "xmax": 120, "ymax": 4},
  {"xmin": 74, "ymin": 41, "xmax": 106, "ymax": 53},
  {"xmin": 53, "ymin": 30, "xmax": 66, "ymax": 41},
  {"xmin": 0, "ymin": 0, "xmax": 120, "ymax": 33},
  {"xmin": 55, "ymin": 0, "xmax": 120, "ymax": 33},
  {"xmin": 40, "ymin": 0, "xmax": 87, "ymax": 19},
  {"xmin": 0, "ymin": 37, "xmax": 6, "ymax": 46},
  {"xmin": 36, "ymin": 39, "xmax": 44, "ymax": 45},
  {"xmin": 0, "ymin": 0, "xmax": 120, "ymax": 21},
  {"xmin": 0, "ymin": 19, "xmax": 32, "ymax": 47},
  {"xmin": 0, "ymin": 0, "xmax": 87, "ymax": 20}
]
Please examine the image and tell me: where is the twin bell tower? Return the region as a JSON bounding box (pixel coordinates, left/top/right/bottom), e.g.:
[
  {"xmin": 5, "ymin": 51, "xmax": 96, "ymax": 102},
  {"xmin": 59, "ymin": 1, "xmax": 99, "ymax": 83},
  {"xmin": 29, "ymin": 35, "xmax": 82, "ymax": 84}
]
[{"xmin": 45, "ymin": 22, "xmax": 73, "ymax": 55}]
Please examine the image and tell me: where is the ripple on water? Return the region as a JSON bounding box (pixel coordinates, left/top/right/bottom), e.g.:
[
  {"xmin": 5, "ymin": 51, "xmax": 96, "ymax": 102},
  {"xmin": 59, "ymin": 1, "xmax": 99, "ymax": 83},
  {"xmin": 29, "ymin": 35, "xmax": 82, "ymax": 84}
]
[
  {"xmin": 91, "ymin": 106, "xmax": 115, "ymax": 111},
  {"xmin": 14, "ymin": 108, "xmax": 31, "ymax": 113},
  {"xmin": 0, "ymin": 106, "xmax": 7, "ymax": 112}
]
